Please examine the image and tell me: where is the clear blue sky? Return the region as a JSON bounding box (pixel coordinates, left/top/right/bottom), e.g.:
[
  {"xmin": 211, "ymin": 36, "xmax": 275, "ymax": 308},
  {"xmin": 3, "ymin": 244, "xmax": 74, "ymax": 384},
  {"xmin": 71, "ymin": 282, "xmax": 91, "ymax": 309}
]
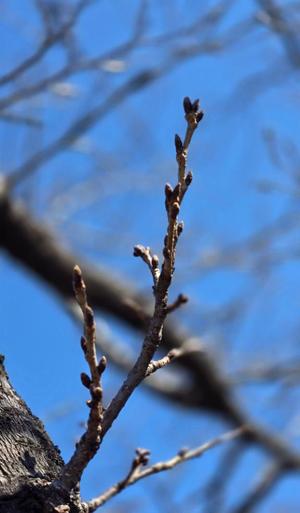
[{"xmin": 1, "ymin": 1, "xmax": 300, "ymax": 511}]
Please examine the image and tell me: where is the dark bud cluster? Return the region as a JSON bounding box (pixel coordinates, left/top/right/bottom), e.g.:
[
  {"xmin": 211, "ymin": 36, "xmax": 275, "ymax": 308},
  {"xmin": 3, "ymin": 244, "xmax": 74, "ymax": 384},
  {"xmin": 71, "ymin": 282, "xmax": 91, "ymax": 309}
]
[
  {"xmin": 183, "ymin": 96, "xmax": 204, "ymax": 123},
  {"xmin": 135, "ymin": 447, "xmax": 150, "ymax": 467}
]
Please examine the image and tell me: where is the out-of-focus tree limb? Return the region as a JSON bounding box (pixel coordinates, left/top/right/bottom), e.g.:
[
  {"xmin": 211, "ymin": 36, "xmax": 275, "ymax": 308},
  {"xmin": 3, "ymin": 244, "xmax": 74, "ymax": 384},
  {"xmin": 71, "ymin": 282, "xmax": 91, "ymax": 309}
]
[
  {"xmin": 0, "ymin": 0, "xmax": 92, "ymax": 87},
  {"xmin": 230, "ymin": 462, "xmax": 284, "ymax": 513}
]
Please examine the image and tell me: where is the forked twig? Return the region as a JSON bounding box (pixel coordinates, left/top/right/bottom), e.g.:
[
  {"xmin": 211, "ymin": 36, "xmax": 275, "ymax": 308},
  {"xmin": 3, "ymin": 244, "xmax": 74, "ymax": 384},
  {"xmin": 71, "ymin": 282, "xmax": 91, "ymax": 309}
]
[{"xmin": 87, "ymin": 427, "xmax": 246, "ymax": 512}]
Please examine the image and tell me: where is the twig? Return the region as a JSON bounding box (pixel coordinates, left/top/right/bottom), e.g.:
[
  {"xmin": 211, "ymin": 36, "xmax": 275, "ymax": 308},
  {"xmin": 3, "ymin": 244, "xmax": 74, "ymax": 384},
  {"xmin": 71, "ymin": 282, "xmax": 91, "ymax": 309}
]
[
  {"xmin": 166, "ymin": 293, "xmax": 188, "ymax": 314},
  {"xmin": 57, "ymin": 265, "xmax": 106, "ymax": 492},
  {"xmin": 100, "ymin": 97, "xmax": 204, "ymax": 438},
  {"xmin": 146, "ymin": 344, "xmax": 198, "ymax": 377},
  {"xmin": 0, "ymin": 0, "xmax": 89, "ymax": 87},
  {"xmin": 133, "ymin": 244, "xmax": 160, "ymax": 288},
  {"xmin": 87, "ymin": 426, "xmax": 246, "ymax": 512}
]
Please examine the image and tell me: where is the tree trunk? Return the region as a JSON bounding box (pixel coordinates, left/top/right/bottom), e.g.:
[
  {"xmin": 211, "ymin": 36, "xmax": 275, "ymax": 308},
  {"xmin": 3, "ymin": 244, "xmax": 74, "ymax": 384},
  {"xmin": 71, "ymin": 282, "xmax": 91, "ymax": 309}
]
[{"xmin": 0, "ymin": 355, "xmax": 85, "ymax": 513}]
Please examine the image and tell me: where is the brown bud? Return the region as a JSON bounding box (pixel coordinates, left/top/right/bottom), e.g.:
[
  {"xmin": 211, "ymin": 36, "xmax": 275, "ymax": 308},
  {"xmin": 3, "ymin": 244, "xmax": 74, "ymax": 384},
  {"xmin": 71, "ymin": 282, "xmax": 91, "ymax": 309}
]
[
  {"xmin": 183, "ymin": 96, "xmax": 192, "ymax": 114},
  {"xmin": 174, "ymin": 134, "xmax": 183, "ymax": 153},
  {"xmin": 191, "ymin": 99, "xmax": 200, "ymax": 112},
  {"xmin": 133, "ymin": 244, "xmax": 145, "ymax": 257},
  {"xmin": 80, "ymin": 336, "xmax": 87, "ymax": 353},
  {"xmin": 85, "ymin": 306, "xmax": 94, "ymax": 328},
  {"xmin": 98, "ymin": 355, "xmax": 107, "ymax": 375},
  {"xmin": 86, "ymin": 399, "xmax": 93, "ymax": 408},
  {"xmin": 165, "ymin": 183, "xmax": 173, "ymax": 200},
  {"xmin": 185, "ymin": 171, "xmax": 193, "ymax": 186},
  {"xmin": 196, "ymin": 110, "xmax": 204, "ymax": 123},
  {"xmin": 178, "ymin": 293, "xmax": 188, "ymax": 304},
  {"xmin": 178, "ymin": 447, "xmax": 188, "ymax": 457},
  {"xmin": 80, "ymin": 372, "xmax": 91, "ymax": 389}
]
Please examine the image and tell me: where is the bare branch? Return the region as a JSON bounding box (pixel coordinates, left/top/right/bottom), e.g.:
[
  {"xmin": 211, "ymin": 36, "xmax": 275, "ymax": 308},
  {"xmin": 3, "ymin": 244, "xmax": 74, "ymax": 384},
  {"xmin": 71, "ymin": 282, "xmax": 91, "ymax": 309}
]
[
  {"xmin": 87, "ymin": 426, "xmax": 247, "ymax": 512},
  {"xmin": 133, "ymin": 244, "xmax": 160, "ymax": 288},
  {"xmin": 166, "ymin": 293, "xmax": 188, "ymax": 314},
  {"xmin": 145, "ymin": 343, "xmax": 198, "ymax": 377},
  {"xmin": 100, "ymin": 97, "xmax": 204, "ymax": 439},
  {"xmin": 57, "ymin": 266, "xmax": 106, "ymax": 492},
  {"xmin": 0, "ymin": 0, "xmax": 90, "ymax": 87}
]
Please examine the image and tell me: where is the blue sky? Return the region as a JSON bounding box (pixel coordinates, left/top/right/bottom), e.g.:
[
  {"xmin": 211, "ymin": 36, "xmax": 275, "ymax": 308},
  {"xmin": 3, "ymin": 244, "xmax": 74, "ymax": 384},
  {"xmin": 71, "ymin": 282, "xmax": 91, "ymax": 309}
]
[{"xmin": 1, "ymin": 1, "xmax": 300, "ymax": 511}]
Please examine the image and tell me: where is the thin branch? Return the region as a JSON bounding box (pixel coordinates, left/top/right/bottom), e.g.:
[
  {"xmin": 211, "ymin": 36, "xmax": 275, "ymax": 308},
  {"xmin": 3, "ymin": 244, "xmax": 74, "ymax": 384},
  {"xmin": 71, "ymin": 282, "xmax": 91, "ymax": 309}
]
[
  {"xmin": 57, "ymin": 265, "xmax": 106, "ymax": 492},
  {"xmin": 3, "ymin": 14, "xmax": 254, "ymax": 188},
  {"xmin": 0, "ymin": 0, "xmax": 147, "ymax": 114},
  {"xmin": 166, "ymin": 293, "xmax": 188, "ymax": 314},
  {"xmin": 146, "ymin": 343, "xmax": 198, "ymax": 377},
  {"xmin": 0, "ymin": 112, "xmax": 43, "ymax": 128},
  {"xmin": 87, "ymin": 426, "xmax": 247, "ymax": 512},
  {"xmin": 0, "ymin": 190, "xmax": 248, "ymax": 422},
  {"xmin": 133, "ymin": 244, "xmax": 160, "ymax": 288},
  {"xmin": 0, "ymin": 0, "xmax": 90, "ymax": 87},
  {"xmin": 100, "ymin": 97, "xmax": 204, "ymax": 439},
  {"xmin": 68, "ymin": 300, "xmax": 200, "ymax": 405}
]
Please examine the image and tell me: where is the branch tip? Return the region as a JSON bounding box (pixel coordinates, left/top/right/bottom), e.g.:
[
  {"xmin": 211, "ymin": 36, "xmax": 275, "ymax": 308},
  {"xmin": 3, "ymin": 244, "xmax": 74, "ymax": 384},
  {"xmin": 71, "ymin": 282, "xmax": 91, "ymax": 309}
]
[
  {"xmin": 135, "ymin": 447, "xmax": 150, "ymax": 467},
  {"xmin": 133, "ymin": 244, "xmax": 145, "ymax": 257}
]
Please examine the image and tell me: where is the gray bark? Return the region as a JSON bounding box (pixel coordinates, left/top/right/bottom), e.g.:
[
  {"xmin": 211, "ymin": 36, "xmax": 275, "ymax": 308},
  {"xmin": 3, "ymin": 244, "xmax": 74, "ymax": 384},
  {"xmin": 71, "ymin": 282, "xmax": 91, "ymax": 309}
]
[{"xmin": 0, "ymin": 355, "xmax": 85, "ymax": 513}]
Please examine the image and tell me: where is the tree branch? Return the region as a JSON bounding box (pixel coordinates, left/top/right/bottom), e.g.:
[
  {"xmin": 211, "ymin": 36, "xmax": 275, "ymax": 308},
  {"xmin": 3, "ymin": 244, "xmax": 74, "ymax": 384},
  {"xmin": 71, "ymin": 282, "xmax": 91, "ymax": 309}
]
[
  {"xmin": 87, "ymin": 427, "xmax": 246, "ymax": 512},
  {"xmin": 100, "ymin": 97, "xmax": 204, "ymax": 439},
  {"xmin": 57, "ymin": 266, "xmax": 106, "ymax": 492}
]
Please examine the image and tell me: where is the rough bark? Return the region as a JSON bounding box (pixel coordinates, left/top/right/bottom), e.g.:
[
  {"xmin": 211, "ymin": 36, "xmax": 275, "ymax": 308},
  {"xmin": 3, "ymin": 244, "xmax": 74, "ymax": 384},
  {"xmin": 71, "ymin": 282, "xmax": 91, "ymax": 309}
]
[{"xmin": 0, "ymin": 355, "xmax": 85, "ymax": 513}]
